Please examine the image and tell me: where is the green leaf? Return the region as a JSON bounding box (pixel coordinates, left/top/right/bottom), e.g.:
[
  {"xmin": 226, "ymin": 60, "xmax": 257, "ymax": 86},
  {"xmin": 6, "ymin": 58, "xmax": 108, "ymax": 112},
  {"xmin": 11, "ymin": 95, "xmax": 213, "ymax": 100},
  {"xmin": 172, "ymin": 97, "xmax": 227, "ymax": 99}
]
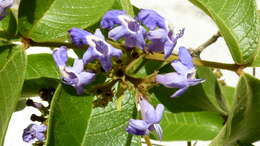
[
  {"xmin": 220, "ymin": 85, "xmax": 235, "ymax": 112},
  {"xmin": 18, "ymin": 0, "xmax": 116, "ymax": 42},
  {"xmin": 118, "ymin": 0, "xmax": 134, "ymax": 16},
  {"xmin": 189, "ymin": 0, "xmax": 258, "ymax": 64},
  {"xmin": 151, "ymin": 111, "xmax": 224, "ymax": 141},
  {"xmin": 0, "ymin": 10, "xmax": 17, "ymax": 39},
  {"xmin": 22, "ymin": 53, "xmax": 59, "ymax": 97},
  {"xmin": 149, "ymin": 66, "xmax": 227, "ymax": 115},
  {"xmin": 250, "ymin": 10, "xmax": 260, "ymax": 67},
  {"xmin": 210, "ymin": 74, "xmax": 260, "ymax": 146},
  {"xmin": 46, "ymin": 83, "xmax": 141, "ymax": 146},
  {"xmin": 0, "ymin": 45, "xmax": 27, "ymax": 145}
]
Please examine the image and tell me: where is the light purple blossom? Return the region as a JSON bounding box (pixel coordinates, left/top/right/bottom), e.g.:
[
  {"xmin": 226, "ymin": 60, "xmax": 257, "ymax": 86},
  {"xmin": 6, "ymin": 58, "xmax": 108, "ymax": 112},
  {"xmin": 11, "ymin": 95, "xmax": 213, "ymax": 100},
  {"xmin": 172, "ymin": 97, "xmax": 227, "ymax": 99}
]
[
  {"xmin": 101, "ymin": 10, "xmax": 146, "ymax": 49},
  {"xmin": 22, "ymin": 124, "xmax": 47, "ymax": 143},
  {"xmin": 156, "ymin": 47, "xmax": 204, "ymax": 97},
  {"xmin": 147, "ymin": 28, "xmax": 184, "ymax": 59},
  {"xmin": 72, "ymin": 29, "xmax": 122, "ymax": 72},
  {"xmin": 126, "ymin": 98, "xmax": 164, "ymax": 139},
  {"xmin": 0, "ymin": 0, "xmax": 13, "ymax": 20},
  {"xmin": 100, "ymin": 10, "xmax": 126, "ymax": 29},
  {"xmin": 68, "ymin": 28, "xmax": 91, "ymax": 47},
  {"xmin": 137, "ymin": 9, "xmax": 167, "ymax": 30},
  {"xmin": 53, "ymin": 46, "xmax": 95, "ymax": 95}
]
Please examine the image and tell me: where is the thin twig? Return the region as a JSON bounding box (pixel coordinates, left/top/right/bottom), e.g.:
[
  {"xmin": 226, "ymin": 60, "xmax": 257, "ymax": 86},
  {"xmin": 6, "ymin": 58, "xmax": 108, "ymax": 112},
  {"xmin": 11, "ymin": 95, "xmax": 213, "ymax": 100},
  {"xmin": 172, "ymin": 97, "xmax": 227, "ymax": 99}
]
[
  {"xmin": 143, "ymin": 136, "xmax": 153, "ymax": 146},
  {"xmin": 193, "ymin": 32, "xmax": 221, "ymax": 56},
  {"xmin": 144, "ymin": 53, "xmax": 244, "ymax": 73}
]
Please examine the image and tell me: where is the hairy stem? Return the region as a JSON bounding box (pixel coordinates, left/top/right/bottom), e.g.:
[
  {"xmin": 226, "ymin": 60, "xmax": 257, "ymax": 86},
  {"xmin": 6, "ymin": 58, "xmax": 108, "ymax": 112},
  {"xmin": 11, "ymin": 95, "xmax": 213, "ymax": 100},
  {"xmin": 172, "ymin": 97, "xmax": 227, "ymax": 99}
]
[
  {"xmin": 143, "ymin": 136, "xmax": 153, "ymax": 146},
  {"xmin": 145, "ymin": 53, "xmax": 245, "ymax": 73},
  {"xmin": 25, "ymin": 38, "xmax": 125, "ymax": 50},
  {"xmin": 192, "ymin": 32, "xmax": 221, "ymax": 56}
]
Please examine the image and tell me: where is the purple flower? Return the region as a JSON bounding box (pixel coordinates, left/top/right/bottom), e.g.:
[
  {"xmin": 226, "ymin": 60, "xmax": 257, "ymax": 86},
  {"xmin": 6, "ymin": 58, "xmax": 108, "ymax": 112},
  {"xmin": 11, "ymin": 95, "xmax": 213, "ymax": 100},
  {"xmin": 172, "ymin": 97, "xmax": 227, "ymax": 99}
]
[
  {"xmin": 126, "ymin": 98, "xmax": 164, "ymax": 140},
  {"xmin": 101, "ymin": 10, "xmax": 146, "ymax": 49},
  {"xmin": 22, "ymin": 124, "xmax": 47, "ymax": 143},
  {"xmin": 137, "ymin": 9, "xmax": 167, "ymax": 30},
  {"xmin": 100, "ymin": 10, "xmax": 126, "ymax": 29},
  {"xmin": 53, "ymin": 46, "xmax": 95, "ymax": 95},
  {"xmin": 68, "ymin": 28, "xmax": 91, "ymax": 47},
  {"xmin": 147, "ymin": 28, "xmax": 184, "ymax": 59},
  {"xmin": 156, "ymin": 47, "xmax": 204, "ymax": 97},
  {"xmin": 0, "ymin": 0, "xmax": 13, "ymax": 20},
  {"xmin": 69, "ymin": 28, "xmax": 123, "ymax": 72}
]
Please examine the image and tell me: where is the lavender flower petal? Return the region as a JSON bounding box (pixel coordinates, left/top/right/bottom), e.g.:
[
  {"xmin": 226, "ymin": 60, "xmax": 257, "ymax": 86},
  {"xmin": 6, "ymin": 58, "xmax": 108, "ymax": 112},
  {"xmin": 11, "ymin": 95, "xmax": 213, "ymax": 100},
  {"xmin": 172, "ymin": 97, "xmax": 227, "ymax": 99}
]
[
  {"xmin": 137, "ymin": 9, "xmax": 167, "ymax": 30},
  {"xmin": 140, "ymin": 98, "xmax": 156, "ymax": 124},
  {"xmin": 163, "ymin": 38, "xmax": 175, "ymax": 59},
  {"xmin": 178, "ymin": 46, "xmax": 193, "ymax": 69},
  {"xmin": 94, "ymin": 28, "xmax": 105, "ymax": 40},
  {"xmin": 101, "ymin": 10, "xmax": 126, "ymax": 29},
  {"xmin": 126, "ymin": 119, "xmax": 149, "ymax": 135},
  {"xmin": 147, "ymin": 28, "xmax": 183, "ymax": 59},
  {"xmin": 170, "ymin": 86, "xmax": 189, "ymax": 98},
  {"xmin": 108, "ymin": 25, "xmax": 127, "ymax": 41},
  {"xmin": 171, "ymin": 60, "xmax": 189, "ymax": 75},
  {"xmin": 155, "ymin": 104, "xmax": 164, "ymax": 123},
  {"xmin": 71, "ymin": 59, "xmax": 84, "ymax": 73},
  {"xmin": 52, "ymin": 46, "xmax": 68, "ymax": 67},
  {"xmin": 83, "ymin": 47, "xmax": 97, "ymax": 64},
  {"xmin": 68, "ymin": 28, "xmax": 91, "ymax": 47},
  {"xmin": 156, "ymin": 72, "xmax": 188, "ymax": 88}
]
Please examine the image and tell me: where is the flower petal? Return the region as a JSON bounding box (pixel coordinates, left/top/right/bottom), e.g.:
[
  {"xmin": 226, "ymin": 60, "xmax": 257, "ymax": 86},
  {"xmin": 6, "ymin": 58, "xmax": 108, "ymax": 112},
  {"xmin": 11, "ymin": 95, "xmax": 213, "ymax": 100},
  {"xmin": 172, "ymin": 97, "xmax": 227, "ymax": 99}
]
[
  {"xmin": 124, "ymin": 29, "xmax": 146, "ymax": 49},
  {"xmin": 108, "ymin": 25, "xmax": 127, "ymax": 41},
  {"xmin": 35, "ymin": 133, "xmax": 45, "ymax": 141},
  {"xmin": 163, "ymin": 38, "xmax": 175, "ymax": 59},
  {"xmin": 68, "ymin": 28, "xmax": 91, "ymax": 47},
  {"xmin": 178, "ymin": 46, "xmax": 194, "ymax": 69},
  {"xmin": 171, "ymin": 60, "xmax": 189, "ymax": 75},
  {"xmin": 188, "ymin": 78, "xmax": 205, "ymax": 86},
  {"xmin": 110, "ymin": 47, "xmax": 123, "ymax": 59},
  {"xmin": 147, "ymin": 28, "xmax": 167, "ymax": 40},
  {"xmin": 94, "ymin": 28, "xmax": 105, "ymax": 40},
  {"xmin": 72, "ymin": 59, "xmax": 84, "ymax": 74},
  {"xmin": 137, "ymin": 9, "xmax": 167, "ymax": 30},
  {"xmin": 100, "ymin": 10, "xmax": 126, "ymax": 29},
  {"xmin": 126, "ymin": 119, "xmax": 148, "ymax": 135},
  {"xmin": 99, "ymin": 57, "xmax": 112, "ymax": 72},
  {"xmin": 156, "ymin": 72, "xmax": 187, "ymax": 88},
  {"xmin": 53, "ymin": 46, "xmax": 68, "ymax": 67},
  {"xmin": 170, "ymin": 86, "xmax": 189, "ymax": 98},
  {"xmin": 77, "ymin": 71, "xmax": 95, "ymax": 86},
  {"xmin": 140, "ymin": 98, "xmax": 156, "ymax": 124},
  {"xmin": 155, "ymin": 104, "xmax": 164, "ymax": 123},
  {"xmin": 83, "ymin": 47, "xmax": 98, "ymax": 64}
]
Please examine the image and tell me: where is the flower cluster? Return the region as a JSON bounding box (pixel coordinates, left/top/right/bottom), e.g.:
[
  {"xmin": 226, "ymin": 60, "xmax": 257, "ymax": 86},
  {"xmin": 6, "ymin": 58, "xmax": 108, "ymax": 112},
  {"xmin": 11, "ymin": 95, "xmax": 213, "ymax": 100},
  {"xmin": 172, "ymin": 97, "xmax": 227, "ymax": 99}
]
[
  {"xmin": 50, "ymin": 9, "xmax": 204, "ymax": 140},
  {"xmin": 0, "ymin": 0, "xmax": 13, "ymax": 20},
  {"xmin": 101, "ymin": 9, "xmax": 184, "ymax": 58}
]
